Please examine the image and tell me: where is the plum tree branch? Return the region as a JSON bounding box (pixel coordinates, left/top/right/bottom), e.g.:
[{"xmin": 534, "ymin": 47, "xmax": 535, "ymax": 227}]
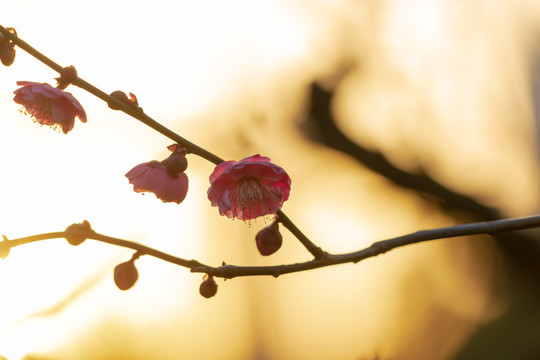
[
  {"xmin": 0, "ymin": 23, "xmax": 323, "ymax": 259},
  {"xmin": 3, "ymin": 214, "xmax": 539, "ymax": 279},
  {"xmin": 0, "ymin": 24, "xmax": 222, "ymax": 165}
]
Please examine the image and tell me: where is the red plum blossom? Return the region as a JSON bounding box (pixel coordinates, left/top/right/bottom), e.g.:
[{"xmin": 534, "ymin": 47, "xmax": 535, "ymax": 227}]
[{"xmin": 207, "ymin": 155, "xmax": 291, "ymax": 221}]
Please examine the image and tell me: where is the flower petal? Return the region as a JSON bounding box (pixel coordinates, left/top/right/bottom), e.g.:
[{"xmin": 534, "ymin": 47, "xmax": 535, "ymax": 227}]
[
  {"xmin": 51, "ymin": 97, "xmax": 77, "ymax": 134},
  {"xmin": 209, "ymin": 160, "xmax": 236, "ymax": 184}
]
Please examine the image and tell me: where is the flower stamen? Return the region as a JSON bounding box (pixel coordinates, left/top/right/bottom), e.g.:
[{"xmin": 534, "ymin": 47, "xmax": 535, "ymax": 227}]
[{"xmin": 230, "ymin": 176, "xmax": 278, "ymax": 220}]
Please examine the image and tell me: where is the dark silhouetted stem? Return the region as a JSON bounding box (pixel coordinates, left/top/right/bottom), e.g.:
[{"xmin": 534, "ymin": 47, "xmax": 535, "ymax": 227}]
[
  {"xmin": 277, "ymin": 210, "xmax": 325, "ymax": 259},
  {"xmin": 4, "ymin": 215, "xmax": 540, "ymax": 279}
]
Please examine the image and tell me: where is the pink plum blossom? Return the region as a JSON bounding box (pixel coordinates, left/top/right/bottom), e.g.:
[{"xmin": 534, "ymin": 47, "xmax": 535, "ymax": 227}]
[
  {"xmin": 125, "ymin": 160, "xmax": 189, "ymax": 204},
  {"xmin": 13, "ymin": 81, "xmax": 87, "ymax": 134},
  {"xmin": 207, "ymin": 154, "xmax": 291, "ymax": 220},
  {"xmin": 125, "ymin": 146, "xmax": 190, "ymax": 204}
]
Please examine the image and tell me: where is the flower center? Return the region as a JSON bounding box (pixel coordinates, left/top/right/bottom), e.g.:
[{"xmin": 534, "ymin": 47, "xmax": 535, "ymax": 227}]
[
  {"xmin": 232, "ymin": 176, "xmax": 278, "ymax": 219},
  {"xmin": 20, "ymin": 100, "xmax": 54, "ymax": 126}
]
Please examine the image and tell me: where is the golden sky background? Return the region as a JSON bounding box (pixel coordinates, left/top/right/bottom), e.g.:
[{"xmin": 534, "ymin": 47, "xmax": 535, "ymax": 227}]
[{"xmin": 1, "ymin": 1, "xmax": 540, "ymax": 359}]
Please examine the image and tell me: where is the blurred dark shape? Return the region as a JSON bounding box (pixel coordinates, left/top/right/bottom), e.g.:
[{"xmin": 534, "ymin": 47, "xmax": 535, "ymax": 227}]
[
  {"xmin": 301, "ymin": 83, "xmax": 500, "ymax": 219},
  {"xmin": 299, "ymin": 81, "xmax": 540, "ymax": 359}
]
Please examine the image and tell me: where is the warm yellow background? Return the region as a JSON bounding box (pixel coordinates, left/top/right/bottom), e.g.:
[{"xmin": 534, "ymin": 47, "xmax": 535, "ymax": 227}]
[{"xmin": 1, "ymin": 1, "xmax": 540, "ymax": 359}]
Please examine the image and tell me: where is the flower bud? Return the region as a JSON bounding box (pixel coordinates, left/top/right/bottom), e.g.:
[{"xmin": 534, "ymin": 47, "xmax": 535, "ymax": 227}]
[
  {"xmin": 55, "ymin": 65, "xmax": 78, "ymax": 89},
  {"xmin": 114, "ymin": 258, "xmax": 139, "ymax": 291},
  {"xmin": 163, "ymin": 146, "xmax": 188, "ymax": 177},
  {"xmin": 109, "ymin": 90, "xmax": 129, "ymax": 109},
  {"xmin": 0, "ymin": 42, "xmax": 15, "ymax": 66},
  {"xmin": 0, "ymin": 235, "xmax": 11, "ymax": 260},
  {"xmin": 0, "ymin": 28, "xmax": 17, "ymax": 67},
  {"xmin": 199, "ymin": 274, "xmax": 218, "ymax": 298},
  {"xmin": 255, "ymin": 220, "xmax": 283, "ymax": 256},
  {"xmin": 108, "ymin": 90, "xmax": 140, "ymax": 110},
  {"xmin": 65, "ymin": 220, "xmax": 93, "ymax": 246}
]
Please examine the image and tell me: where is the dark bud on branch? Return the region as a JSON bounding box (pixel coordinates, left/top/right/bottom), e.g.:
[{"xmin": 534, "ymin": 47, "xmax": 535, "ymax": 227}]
[
  {"xmin": 108, "ymin": 90, "xmax": 141, "ymax": 111},
  {"xmin": 199, "ymin": 274, "xmax": 218, "ymax": 298},
  {"xmin": 55, "ymin": 65, "xmax": 78, "ymax": 90},
  {"xmin": 0, "ymin": 28, "xmax": 17, "ymax": 67},
  {"xmin": 163, "ymin": 145, "xmax": 188, "ymax": 177},
  {"xmin": 114, "ymin": 255, "xmax": 140, "ymax": 291},
  {"xmin": 0, "ymin": 235, "xmax": 11, "ymax": 260},
  {"xmin": 65, "ymin": 220, "xmax": 94, "ymax": 246},
  {"xmin": 0, "ymin": 42, "xmax": 15, "ymax": 66},
  {"xmin": 255, "ymin": 219, "xmax": 283, "ymax": 256}
]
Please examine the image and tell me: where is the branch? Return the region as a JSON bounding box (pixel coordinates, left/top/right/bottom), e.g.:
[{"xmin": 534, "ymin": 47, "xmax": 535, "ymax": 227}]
[
  {"xmin": 194, "ymin": 214, "xmax": 540, "ymax": 278},
  {"xmin": 0, "ymin": 24, "xmax": 223, "ymax": 166},
  {"xmin": 303, "ymin": 83, "xmax": 501, "ymax": 219},
  {"xmin": 304, "ymin": 81, "xmax": 540, "ymax": 281},
  {"xmin": 0, "ymin": 23, "xmax": 322, "ymax": 259},
  {"xmin": 2, "ymin": 227, "xmax": 206, "ymax": 270},
  {"xmin": 3, "ymin": 215, "xmax": 539, "ymax": 279}
]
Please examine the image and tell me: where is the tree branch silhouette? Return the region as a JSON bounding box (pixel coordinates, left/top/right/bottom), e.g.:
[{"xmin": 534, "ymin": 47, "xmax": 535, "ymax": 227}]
[
  {"xmin": 1, "ymin": 22, "xmax": 539, "ymax": 300},
  {"xmin": 3, "ymin": 215, "xmax": 540, "ymax": 279}
]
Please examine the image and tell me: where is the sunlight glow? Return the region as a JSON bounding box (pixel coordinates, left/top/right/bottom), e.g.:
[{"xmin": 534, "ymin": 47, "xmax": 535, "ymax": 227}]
[{"xmin": 1, "ymin": 0, "xmax": 539, "ymax": 359}]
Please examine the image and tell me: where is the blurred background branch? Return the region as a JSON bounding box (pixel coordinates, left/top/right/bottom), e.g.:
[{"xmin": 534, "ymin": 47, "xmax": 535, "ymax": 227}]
[{"xmin": 300, "ymin": 80, "xmax": 540, "ymax": 359}]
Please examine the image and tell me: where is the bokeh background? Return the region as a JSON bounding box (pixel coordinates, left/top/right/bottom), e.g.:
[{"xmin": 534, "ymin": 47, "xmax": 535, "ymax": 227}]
[{"xmin": 1, "ymin": 0, "xmax": 540, "ymax": 359}]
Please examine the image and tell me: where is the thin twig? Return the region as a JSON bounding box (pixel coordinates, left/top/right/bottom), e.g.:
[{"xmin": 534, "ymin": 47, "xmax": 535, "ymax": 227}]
[
  {"xmin": 5, "ymin": 230, "xmax": 206, "ymax": 270},
  {"xmin": 193, "ymin": 214, "xmax": 540, "ymax": 278},
  {"xmin": 277, "ymin": 210, "xmax": 325, "ymax": 259},
  {"xmin": 4, "ymin": 214, "xmax": 539, "ymax": 279}
]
